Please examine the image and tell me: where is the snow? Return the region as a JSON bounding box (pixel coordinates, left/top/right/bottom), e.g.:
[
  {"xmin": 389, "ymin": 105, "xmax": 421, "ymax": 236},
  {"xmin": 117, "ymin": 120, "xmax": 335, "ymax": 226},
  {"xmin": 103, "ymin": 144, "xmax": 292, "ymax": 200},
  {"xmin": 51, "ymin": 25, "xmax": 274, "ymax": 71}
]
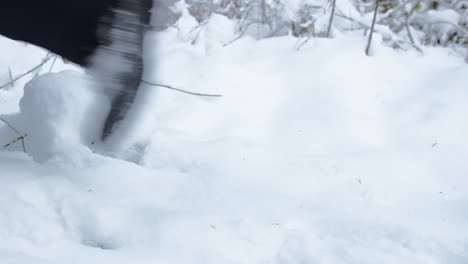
[
  {"xmin": 0, "ymin": 38, "xmax": 82, "ymax": 114},
  {"xmin": 1, "ymin": 18, "xmax": 468, "ymax": 264},
  {"xmin": 5, "ymin": 71, "xmax": 109, "ymax": 162},
  {"xmin": 425, "ymin": 9, "xmax": 461, "ymax": 25}
]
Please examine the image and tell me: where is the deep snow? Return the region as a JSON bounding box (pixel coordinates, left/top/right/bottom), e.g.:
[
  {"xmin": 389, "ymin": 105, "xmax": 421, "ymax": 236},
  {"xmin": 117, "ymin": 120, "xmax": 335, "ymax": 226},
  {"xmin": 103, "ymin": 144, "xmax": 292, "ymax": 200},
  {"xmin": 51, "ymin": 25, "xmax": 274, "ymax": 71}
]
[{"xmin": 1, "ymin": 15, "xmax": 468, "ymax": 263}]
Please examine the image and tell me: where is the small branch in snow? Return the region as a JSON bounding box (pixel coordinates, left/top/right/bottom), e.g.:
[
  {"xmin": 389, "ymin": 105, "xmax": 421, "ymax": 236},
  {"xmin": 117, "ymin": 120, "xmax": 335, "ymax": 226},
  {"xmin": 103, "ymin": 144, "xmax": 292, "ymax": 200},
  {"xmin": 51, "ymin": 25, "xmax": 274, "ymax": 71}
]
[
  {"xmin": 296, "ymin": 32, "xmax": 316, "ymax": 51},
  {"xmin": 3, "ymin": 134, "xmax": 28, "ymax": 153},
  {"xmin": 8, "ymin": 67, "xmax": 15, "ymax": 88},
  {"xmin": 404, "ymin": 16, "xmax": 415, "ymax": 45},
  {"xmin": 141, "ymin": 80, "xmax": 222, "ymax": 97},
  {"xmin": 366, "ymin": 0, "xmax": 380, "ymax": 56},
  {"xmin": 190, "ymin": 20, "xmax": 210, "ymax": 45},
  {"xmin": 0, "ymin": 117, "xmax": 21, "ymax": 135},
  {"xmin": 0, "ymin": 54, "xmax": 54, "ymax": 90},
  {"xmin": 21, "ymin": 136, "xmax": 26, "ymax": 153},
  {"xmin": 326, "ymin": 0, "xmax": 337, "ymax": 37},
  {"xmin": 1, "ymin": 117, "xmax": 27, "ymax": 153},
  {"xmin": 336, "ymin": 11, "xmax": 423, "ymax": 53},
  {"xmin": 189, "ymin": 20, "xmax": 210, "ymax": 34},
  {"xmin": 223, "ymin": 21, "xmax": 260, "ymax": 47},
  {"xmin": 48, "ymin": 55, "xmax": 58, "ymax": 73},
  {"xmin": 336, "ymin": 12, "xmax": 369, "ymax": 30}
]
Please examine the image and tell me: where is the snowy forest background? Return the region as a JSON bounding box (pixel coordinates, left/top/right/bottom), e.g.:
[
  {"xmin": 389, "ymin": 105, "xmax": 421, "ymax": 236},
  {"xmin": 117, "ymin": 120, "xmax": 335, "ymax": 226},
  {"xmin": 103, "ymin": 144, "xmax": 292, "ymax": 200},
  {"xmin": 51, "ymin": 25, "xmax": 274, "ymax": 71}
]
[{"xmin": 154, "ymin": 0, "xmax": 468, "ymax": 59}]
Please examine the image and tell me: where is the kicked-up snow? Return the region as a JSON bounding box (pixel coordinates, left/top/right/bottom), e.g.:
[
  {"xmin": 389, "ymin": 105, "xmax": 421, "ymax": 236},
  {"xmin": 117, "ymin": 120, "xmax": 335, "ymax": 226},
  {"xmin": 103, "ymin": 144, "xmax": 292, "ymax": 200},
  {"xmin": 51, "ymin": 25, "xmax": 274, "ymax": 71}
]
[
  {"xmin": 1, "ymin": 19, "xmax": 468, "ymax": 263},
  {"xmin": 4, "ymin": 71, "xmax": 110, "ymax": 162}
]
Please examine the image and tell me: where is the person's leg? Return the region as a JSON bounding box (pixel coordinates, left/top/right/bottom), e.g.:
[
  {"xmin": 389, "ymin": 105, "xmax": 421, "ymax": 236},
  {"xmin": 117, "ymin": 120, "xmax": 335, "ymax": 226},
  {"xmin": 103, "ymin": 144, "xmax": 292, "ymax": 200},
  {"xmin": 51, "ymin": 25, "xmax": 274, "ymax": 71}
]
[
  {"xmin": 90, "ymin": 0, "xmax": 153, "ymax": 140},
  {"xmin": 0, "ymin": 0, "xmax": 153, "ymax": 141}
]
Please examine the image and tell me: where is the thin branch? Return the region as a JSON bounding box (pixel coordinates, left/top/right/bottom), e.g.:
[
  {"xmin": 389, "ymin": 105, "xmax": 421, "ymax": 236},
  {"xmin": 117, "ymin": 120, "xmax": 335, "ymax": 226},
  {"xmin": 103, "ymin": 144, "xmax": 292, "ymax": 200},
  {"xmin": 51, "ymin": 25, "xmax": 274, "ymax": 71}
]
[
  {"xmin": 0, "ymin": 55, "xmax": 54, "ymax": 89},
  {"xmin": 404, "ymin": 21, "xmax": 415, "ymax": 44},
  {"xmin": 8, "ymin": 67, "xmax": 15, "ymax": 88},
  {"xmin": 366, "ymin": 0, "xmax": 379, "ymax": 56},
  {"xmin": 3, "ymin": 134, "xmax": 28, "ymax": 153},
  {"xmin": 223, "ymin": 21, "xmax": 261, "ymax": 47},
  {"xmin": 0, "ymin": 117, "xmax": 21, "ymax": 135},
  {"xmin": 265, "ymin": 23, "xmax": 290, "ymax": 38},
  {"xmin": 336, "ymin": 11, "xmax": 422, "ymax": 52},
  {"xmin": 3, "ymin": 136, "xmax": 23, "ymax": 148},
  {"xmin": 190, "ymin": 19, "xmax": 210, "ymax": 45},
  {"xmin": 34, "ymin": 53, "xmax": 51, "ymax": 78},
  {"xmin": 48, "ymin": 55, "xmax": 58, "ymax": 73},
  {"xmin": 189, "ymin": 19, "xmax": 209, "ymax": 34},
  {"xmin": 327, "ymin": 0, "xmax": 337, "ymax": 37},
  {"xmin": 141, "ymin": 80, "xmax": 222, "ymax": 97},
  {"xmin": 296, "ymin": 31, "xmax": 316, "ymax": 50},
  {"xmin": 336, "ymin": 11, "xmax": 369, "ymax": 29},
  {"xmin": 1, "ymin": 117, "xmax": 28, "ymax": 153},
  {"xmin": 21, "ymin": 136, "xmax": 27, "ymax": 153}
]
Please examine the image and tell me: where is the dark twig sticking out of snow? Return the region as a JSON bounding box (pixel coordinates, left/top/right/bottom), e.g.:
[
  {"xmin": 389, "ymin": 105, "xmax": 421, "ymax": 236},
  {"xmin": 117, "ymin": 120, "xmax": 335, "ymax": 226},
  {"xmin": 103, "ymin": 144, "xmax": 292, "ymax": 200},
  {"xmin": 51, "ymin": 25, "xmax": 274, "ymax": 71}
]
[
  {"xmin": 336, "ymin": 11, "xmax": 422, "ymax": 53},
  {"xmin": 223, "ymin": 22, "xmax": 261, "ymax": 47},
  {"xmin": 48, "ymin": 56, "xmax": 58, "ymax": 73},
  {"xmin": 366, "ymin": 0, "xmax": 379, "ymax": 56},
  {"xmin": 0, "ymin": 54, "xmax": 55, "ymax": 89},
  {"xmin": 190, "ymin": 20, "xmax": 210, "ymax": 45},
  {"xmin": 326, "ymin": 0, "xmax": 337, "ymax": 38},
  {"xmin": 141, "ymin": 80, "xmax": 223, "ymax": 97},
  {"xmin": 8, "ymin": 67, "xmax": 15, "ymax": 88},
  {"xmin": 404, "ymin": 18, "xmax": 415, "ymax": 45},
  {"xmin": 0, "ymin": 117, "xmax": 21, "ymax": 135},
  {"xmin": 0, "ymin": 117, "xmax": 27, "ymax": 153},
  {"xmin": 3, "ymin": 135, "xmax": 27, "ymax": 153}
]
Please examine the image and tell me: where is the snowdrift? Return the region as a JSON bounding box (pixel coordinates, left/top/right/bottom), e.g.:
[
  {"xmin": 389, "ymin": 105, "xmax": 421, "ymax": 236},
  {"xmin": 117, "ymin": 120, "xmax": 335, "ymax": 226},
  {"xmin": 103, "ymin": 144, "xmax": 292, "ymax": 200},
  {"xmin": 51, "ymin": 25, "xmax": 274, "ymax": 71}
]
[{"xmin": 1, "ymin": 24, "xmax": 468, "ymax": 264}]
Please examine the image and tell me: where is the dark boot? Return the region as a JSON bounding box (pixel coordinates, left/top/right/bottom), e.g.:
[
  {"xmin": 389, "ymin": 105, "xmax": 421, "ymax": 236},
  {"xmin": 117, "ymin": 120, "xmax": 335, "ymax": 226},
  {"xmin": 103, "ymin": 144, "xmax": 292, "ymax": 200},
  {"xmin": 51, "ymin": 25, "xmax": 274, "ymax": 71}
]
[{"xmin": 93, "ymin": 0, "xmax": 153, "ymax": 140}]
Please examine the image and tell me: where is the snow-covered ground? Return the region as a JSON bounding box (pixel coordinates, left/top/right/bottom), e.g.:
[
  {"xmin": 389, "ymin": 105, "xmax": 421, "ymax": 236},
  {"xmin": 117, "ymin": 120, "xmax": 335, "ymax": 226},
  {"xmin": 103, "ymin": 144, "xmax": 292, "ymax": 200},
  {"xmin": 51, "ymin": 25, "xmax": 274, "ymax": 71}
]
[{"xmin": 1, "ymin": 16, "xmax": 468, "ymax": 263}]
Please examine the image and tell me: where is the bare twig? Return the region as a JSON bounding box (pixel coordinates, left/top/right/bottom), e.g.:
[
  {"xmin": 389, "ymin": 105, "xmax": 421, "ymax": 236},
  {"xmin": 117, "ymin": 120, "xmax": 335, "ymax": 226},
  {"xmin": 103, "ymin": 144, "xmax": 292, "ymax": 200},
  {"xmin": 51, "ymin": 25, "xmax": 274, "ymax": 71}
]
[
  {"xmin": 21, "ymin": 136, "xmax": 27, "ymax": 153},
  {"xmin": 0, "ymin": 117, "xmax": 21, "ymax": 135},
  {"xmin": 189, "ymin": 20, "xmax": 210, "ymax": 34},
  {"xmin": 265, "ymin": 24, "xmax": 289, "ymax": 38},
  {"xmin": 404, "ymin": 14, "xmax": 415, "ymax": 44},
  {"xmin": 141, "ymin": 80, "xmax": 222, "ymax": 97},
  {"xmin": 327, "ymin": 0, "xmax": 337, "ymax": 37},
  {"xmin": 296, "ymin": 31, "xmax": 316, "ymax": 50},
  {"xmin": 3, "ymin": 136, "xmax": 23, "ymax": 148},
  {"xmin": 0, "ymin": 55, "xmax": 54, "ymax": 89},
  {"xmin": 1, "ymin": 117, "xmax": 27, "ymax": 153},
  {"xmin": 336, "ymin": 11, "xmax": 422, "ymax": 52},
  {"xmin": 223, "ymin": 21, "xmax": 260, "ymax": 47},
  {"xmin": 336, "ymin": 12, "xmax": 370, "ymax": 29},
  {"xmin": 190, "ymin": 19, "xmax": 210, "ymax": 45},
  {"xmin": 8, "ymin": 67, "xmax": 15, "ymax": 88},
  {"xmin": 366, "ymin": 0, "xmax": 379, "ymax": 56},
  {"xmin": 3, "ymin": 134, "xmax": 28, "ymax": 153},
  {"xmin": 34, "ymin": 53, "xmax": 51, "ymax": 78},
  {"xmin": 48, "ymin": 55, "xmax": 58, "ymax": 73}
]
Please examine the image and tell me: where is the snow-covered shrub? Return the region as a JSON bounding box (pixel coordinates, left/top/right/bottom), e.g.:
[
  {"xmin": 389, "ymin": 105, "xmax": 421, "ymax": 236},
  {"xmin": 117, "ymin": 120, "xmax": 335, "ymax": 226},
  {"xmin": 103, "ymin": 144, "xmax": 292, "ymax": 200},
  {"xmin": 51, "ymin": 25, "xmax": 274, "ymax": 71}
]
[
  {"xmin": 376, "ymin": 0, "xmax": 467, "ymax": 51},
  {"xmin": 290, "ymin": 1, "xmax": 328, "ymax": 36},
  {"xmin": 185, "ymin": 0, "xmax": 291, "ymax": 37},
  {"xmin": 160, "ymin": 0, "xmax": 467, "ymax": 59},
  {"xmin": 169, "ymin": 0, "xmax": 333, "ymax": 39}
]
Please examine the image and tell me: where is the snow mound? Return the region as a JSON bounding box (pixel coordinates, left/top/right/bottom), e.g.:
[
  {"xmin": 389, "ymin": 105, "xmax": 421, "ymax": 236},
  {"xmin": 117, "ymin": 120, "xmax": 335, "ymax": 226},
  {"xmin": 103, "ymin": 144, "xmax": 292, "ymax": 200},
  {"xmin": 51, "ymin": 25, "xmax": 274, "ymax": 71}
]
[
  {"xmin": 1, "ymin": 26, "xmax": 468, "ymax": 263},
  {"xmin": 7, "ymin": 70, "xmax": 110, "ymax": 162}
]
